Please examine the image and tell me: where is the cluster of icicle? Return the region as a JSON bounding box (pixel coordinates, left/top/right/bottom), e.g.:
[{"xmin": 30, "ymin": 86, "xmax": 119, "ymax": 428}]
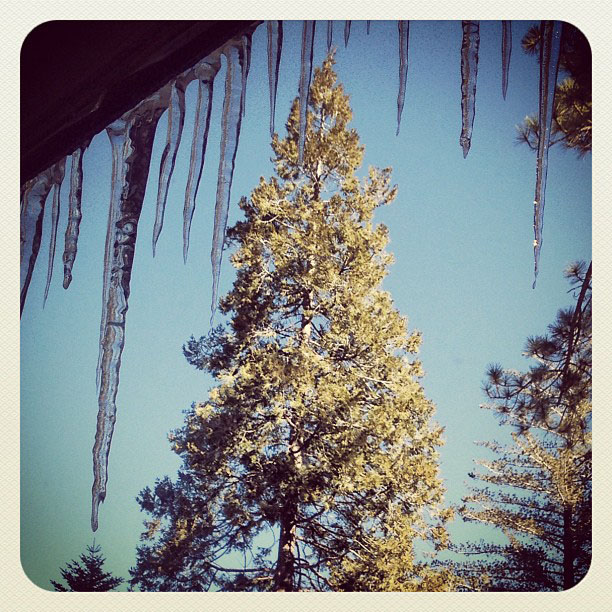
[{"xmin": 19, "ymin": 20, "xmax": 562, "ymax": 532}]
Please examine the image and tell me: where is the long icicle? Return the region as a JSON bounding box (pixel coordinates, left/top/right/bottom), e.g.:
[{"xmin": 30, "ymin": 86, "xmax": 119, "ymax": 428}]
[
  {"xmin": 63, "ymin": 139, "xmax": 92, "ymax": 288},
  {"xmin": 501, "ymin": 21, "xmax": 512, "ymax": 100},
  {"xmin": 367, "ymin": 21, "xmax": 371, "ymax": 35},
  {"xmin": 459, "ymin": 20, "xmax": 480, "ymax": 157},
  {"xmin": 267, "ymin": 20, "xmax": 283, "ymax": 138},
  {"xmin": 20, "ymin": 166, "xmax": 55, "ymax": 316},
  {"xmin": 153, "ymin": 76, "xmax": 188, "ymax": 257},
  {"xmin": 240, "ymin": 32, "xmax": 253, "ymax": 118},
  {"xmin": 298, "ymin": 21, "xmax": 315, "ymax": 166},
  {"xmin": 396, "ymin": 20, "xmax": 410, "ymax": 136},
  {"xmin": 344, "ymin": 20, "xmax": 352, "ymax": 47},
  {"xmin": 210, "ymin": 43, "xmax": 245, "ymax": 324},
  {"xmin": 92, "ymin": 87, "xmax": 169, "ymax": 532},
  {"xmin": 43, "ymin": 157, "xmax": 67, "ymax": 306},
  {"xmin": 183, "ymin": 57, "xmax": 221, "ymax": 263},
  {"xmin": 327, "ymin": 21, "xmax": 333, "ymax": 52},
  {"xmin": 533, "ymin": 21, "xmax": 562, "ymax": 288}
]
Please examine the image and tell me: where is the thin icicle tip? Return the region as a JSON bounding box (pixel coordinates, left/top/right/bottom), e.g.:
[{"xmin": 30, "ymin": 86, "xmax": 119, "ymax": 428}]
[
  {"xmin": 396, "ymin": 21, "xmax": 409, "ymax": 136},
  {"xmin": 459, "ymin": 20, "xmax": 480, "ymax": 157},
  {"xmin": 267, "ymin": 21, "xmax": 283, "ymax": 138},
  {"xmin": 211, "ymin": 41, "xmax": 246, "ymax": 322}
]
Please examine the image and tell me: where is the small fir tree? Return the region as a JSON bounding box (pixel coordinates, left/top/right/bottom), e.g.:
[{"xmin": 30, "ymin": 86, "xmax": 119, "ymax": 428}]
[
  {"xmin": 50, "ymin": 542, "xmax": 124, "ymax": 591},
  {"xmin": 455, "ymin": 262, "xmax": 592, "ymax": 591},
  {"xmin": 129, "ymin": 54, "xmax": 454, "ymax": 592}
]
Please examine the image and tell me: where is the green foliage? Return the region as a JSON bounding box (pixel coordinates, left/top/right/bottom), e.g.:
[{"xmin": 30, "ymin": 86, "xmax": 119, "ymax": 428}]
[
  {"xmin": 129, "ymin": 54, "xmax": 453, "ymax": 592},
  {"xmin": 50, "ymin": 542, "xmax": 124, "ymax": 592},
  {"xmin": 516, "ymin": 23, "xmax": 591, "ymax": 156},
  {"xmin": 454, "ymin": 263, "xmax": 592, "ymax": 591}
]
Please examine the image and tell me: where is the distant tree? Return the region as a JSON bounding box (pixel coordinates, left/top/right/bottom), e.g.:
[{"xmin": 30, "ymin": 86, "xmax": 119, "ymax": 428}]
[
  {"xmin": 128, "ymin": 54, "xmax": 455, "ymax": 592},
  {"xmin": 516, "ymin": 23, "xmax": 591, "ymax": 156},
  {"xmin": 455, "ymin": 262, "xmax": 592, "ymax": 591},
  {"xmin": 50, "ymin": 542, "xmax": 124, "ymax": 592}
]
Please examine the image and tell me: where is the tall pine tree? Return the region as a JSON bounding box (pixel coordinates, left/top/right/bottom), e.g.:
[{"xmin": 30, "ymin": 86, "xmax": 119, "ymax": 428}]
[
  {"xmin": 129, "ymin": 54, "xmax": 453, "ymax": 592},
  {"xmin": 455, "ymin": 262, "xmax": 592, "ymax": 591}
]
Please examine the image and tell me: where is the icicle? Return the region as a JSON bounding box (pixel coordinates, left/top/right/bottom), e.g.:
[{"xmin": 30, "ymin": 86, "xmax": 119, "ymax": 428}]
[
  {"xmin": 267, "ymin": 20, "xmax": 283, "ymax": 138},
  {"xmin": 298, "ymin": 21, "xmax": 316, "ymax": 166},
  {"xmin": 396, "ymin": 21, "xmax": 410, "ymax": 136},
  {"xmin": 63, "ymin": 139, "xmax": 91, "ymax": 288},
  {"xmin": 153, "ymin": 76, "xmax": 188, "ymax": 257},
  {"xmin": 533, "ymin": 21, "xmax": 562, "ymax": 288},
  {"xmin": 327, "ymin": 21, "xmax": 333, "ymax": 52},
  {"xmin": 43, "ymin": 157, "xmax": 67, "ymax": 306},
  {"xmin": 183, "ymin": 57, "xmax": 221, "ymax": 263},
  {"xmin": 240, "ymin": 32, "xmax": 253, "ymax": 118},
  {"xmin": 210, "ymin": 43, "xmax": 245, "ymax": 323},
  {"xmin": 459, "ymin": 20, "xmax": 480, "ymax": 158},
  {"xmin": 92, "ymin": 87, "xmax": 169, "ymax": 532},
  {"xmin": 367, "ymin": 21, "xmax": 371, "ymax": 35},
  {"xmin": 344, "ymin": 20, "xmax": 351, "ymax": 47},
  {"xmin": 501, "ymin": 21, "xmax": 512, "ymax": 100},
  {"xmin": 20, "ymin": 166, "xmax": 54, "ymax": 316}
]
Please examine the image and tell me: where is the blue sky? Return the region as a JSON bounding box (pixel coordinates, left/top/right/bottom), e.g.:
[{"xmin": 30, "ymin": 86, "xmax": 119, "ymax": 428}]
[{"xmin": 20, "ymin": 20, "xmax": 591, "ymax": 590}]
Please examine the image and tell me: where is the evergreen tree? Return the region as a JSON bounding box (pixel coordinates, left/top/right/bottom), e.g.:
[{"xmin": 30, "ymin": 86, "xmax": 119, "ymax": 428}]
[
  {"xmin": 455, "ymin": 262, "xmax": 591, "ymax": 591},
  {"xmin": 50, "ymin": 542, "xmax": 124, "ymax": 591},
  {"xmin": 129, "ymin": 54, "xmax": 454, "ymax": 592},
  {"xmin": 516, "ymin": 23, "xmax": 591, "ymax": 156}
]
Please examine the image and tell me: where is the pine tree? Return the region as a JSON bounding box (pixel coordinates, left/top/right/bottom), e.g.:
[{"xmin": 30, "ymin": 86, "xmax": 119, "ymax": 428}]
[
  {"xmin": 129, "ymin": 54, "xmax": 454, "ymax": 592},
  {"xmin": 455, "ymin": 263, "xmax": 592, "ymax": 591},
  {"xmin": 50, "ymin": 542, "xmax": 124, "ymax": 591}
]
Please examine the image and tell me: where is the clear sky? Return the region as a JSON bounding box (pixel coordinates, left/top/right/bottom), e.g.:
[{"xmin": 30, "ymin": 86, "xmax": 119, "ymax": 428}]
[{"xmin": 20, "ymin": 20, "xmax": 591, "ymax": 590}]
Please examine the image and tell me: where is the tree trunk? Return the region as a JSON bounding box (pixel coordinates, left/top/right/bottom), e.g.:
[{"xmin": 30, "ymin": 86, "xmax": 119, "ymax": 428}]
[
  {"xmin": 274, "ymin": 495, "xmax": 298, "ymax": 591},
  {"xmin": 562, "ymin": 503, "xmax": 575, "ymax": 590}
]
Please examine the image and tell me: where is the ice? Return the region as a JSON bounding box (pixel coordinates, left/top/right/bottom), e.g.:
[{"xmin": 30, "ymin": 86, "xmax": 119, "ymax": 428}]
[
  {"xmin": 43, "ymin": 158, "xmax": 67, "ymax": 306},
  {"xmin": 327, "ymin": 20, "xmax": 333, "ymax": 52},
  {"xmin": 210, "ymin": 42, "xmax": 246, "ymax": 324},
  {"xmin": 396, "ymin": 20, "xmax": 410, "ymax": 136},
  {"xmin": 501, "ymin": 21, "xmax": 512, "ymax": 100},
  {"xmin": 459, "ymin": 20, "xmax": 480, "ymax": 157},
  {"xmin": 92, "ymin": 86, "xmax": 169, "ymax": 531},
  {"xmin": 20, "ymin": 166, "xmax": 55, "ymax": 316},
  {"xmin": 182, "ymin": 57, "xmax": 221, "ymax": 263},
  {"xmin": 367, "ymin": 20, "xmax": 371, "ymax": 35},
  {"xmin": 153, "ymin": 76, "xmax": 188, "ymax": 257},
  {"xmin": 344, "ymin": 20, "xmax": 352, "ymax": 47},
  {"xmin": 533, "ymin": 21, "xmax": 562, "ymax": 288},
  {"xmin": 241, "ymin": 32, "xmax": 253, "ymax": 118},
  {"xmin": 298, "ymin": 21, "xmax": 316, "ymax": 166},
  {"xmin": 267, "ymin": 20, "xmax": 283, "ymax": 137},
  {"xmin": 63, "ymin": 139, "xmax": 91, "ymax": 288}
]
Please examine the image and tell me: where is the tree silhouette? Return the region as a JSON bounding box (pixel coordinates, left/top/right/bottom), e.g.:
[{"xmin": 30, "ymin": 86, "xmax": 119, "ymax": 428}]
[{"xmin": 50, "ymin": 542, "xmax": 124, "ymax": 592}]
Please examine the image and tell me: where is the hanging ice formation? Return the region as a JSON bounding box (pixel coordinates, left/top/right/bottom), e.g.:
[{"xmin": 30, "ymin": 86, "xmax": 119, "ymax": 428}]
[
  {"xmin": 183, "ymin": 57, "xmax": 222, "ymax": 263},
  {"xmin": 298, "ymin": 21, "xmax": 316, "ymax": 166},
  {"xmin": 21, "ymin": 165, "xmax": 55, "ymax": 315},
  {"xmin": 501, "ymin": 21, "xmax": 512, "ymax": 100},
  {"xmin": 532, "ymin": 21, "xmax": 562, "ymax": 288},
  {"xmin": 20, "ymin": 21, "xmax": 567, "ymax": 531},
  {"xmin": 153, "ymin": 75, "xmax": 188, "ymax": 257},
  {"xmin": 43, "ymin": 158, "xmax": 67, "ymax": 306},
  {"xmin": 267, "ymin": 21, "xmax": 283, "ymax": 137},
  {"xmin": 396, "ymin": 21, "xmax": 409, "ymax": 136},
  {"xmin": 344, "ymin": 20, "xmax": 352, "ymax": 47},
  {"xmin": 210, "ymin": 43, "xmax": 247, "ymax": 324},
  {"xmin": 459, "ymin": 20, "xmax": 480, "ymax": 157},
  {"xmin": 240, "ymin": 32, "xmax": 253, "ymax": 118},
  {"xmin": 63, "ymin": 139, "xmax": 92, "ymax": 288},
  {"xmin": 327, "ymin": 20, "xmax": 333, "ymax": 52},
  {"xmin": 92, "ymin": 87, "xmax": 171, "ymax": 531},
  {"xmin": 367, "ymin": 20, "xmax": 371, "ymax": 35}
]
